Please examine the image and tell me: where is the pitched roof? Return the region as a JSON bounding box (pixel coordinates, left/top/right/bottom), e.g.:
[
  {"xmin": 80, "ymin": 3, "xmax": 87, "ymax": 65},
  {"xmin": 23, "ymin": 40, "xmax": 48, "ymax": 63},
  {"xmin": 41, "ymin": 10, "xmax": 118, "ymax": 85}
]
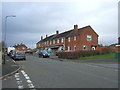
[
  {"xmin": 36, "ymin": 34, "xmax": 55, "ymax": 44},
  {"xmin": 13, "ymin": 44, "xmax": 27, "ymax": 48},
  {"xmin": 37, "ymin": 25, "xmax": 98, "ymax": 44}
]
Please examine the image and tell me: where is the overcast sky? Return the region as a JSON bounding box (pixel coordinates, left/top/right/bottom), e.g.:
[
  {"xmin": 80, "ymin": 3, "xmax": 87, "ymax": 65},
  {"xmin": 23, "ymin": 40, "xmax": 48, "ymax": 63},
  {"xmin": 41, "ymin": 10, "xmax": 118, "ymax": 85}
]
[{"xmin": 2, "ymin": 0, "xmax": 119, "ymax": 49}]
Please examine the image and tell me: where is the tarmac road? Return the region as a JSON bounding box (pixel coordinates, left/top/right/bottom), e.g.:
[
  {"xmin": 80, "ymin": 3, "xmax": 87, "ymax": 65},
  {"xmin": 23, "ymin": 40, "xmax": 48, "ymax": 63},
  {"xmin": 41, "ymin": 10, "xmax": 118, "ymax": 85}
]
[{"xmin": 2, "ymin": 55, "xmax": 119, "ymax": 88}]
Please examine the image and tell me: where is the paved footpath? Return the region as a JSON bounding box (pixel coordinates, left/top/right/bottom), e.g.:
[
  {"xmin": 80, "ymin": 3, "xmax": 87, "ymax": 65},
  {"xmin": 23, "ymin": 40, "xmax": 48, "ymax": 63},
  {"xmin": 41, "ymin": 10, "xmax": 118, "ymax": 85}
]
[{"xmin": 0, "ymin": 55, "xmax": 21, "ymax": 80}]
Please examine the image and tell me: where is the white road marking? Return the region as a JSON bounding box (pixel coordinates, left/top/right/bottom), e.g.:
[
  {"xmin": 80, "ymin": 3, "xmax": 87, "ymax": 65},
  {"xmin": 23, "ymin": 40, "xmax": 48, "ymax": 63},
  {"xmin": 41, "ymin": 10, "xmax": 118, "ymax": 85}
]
[
  {"xmin": 27, "ymin": 80, "xmax": 32, "ymax": 83},
  {"xmin": 16, "ymin": 77, "xmax": 20, "ymax": 81},
  {"xmin": 28, "ymin": 83, "xmax": 35, "ymax": 88},
  {"xmin": 15, "ymin": 73, "xmax": 24, "ymax": 89},
  {"xmin": 21, "ymin": 70, "xmax": 36, "ymax": 89},
  {"xmin": 18, "ymin": 85, "xmax": 24, "ymax": 89},
  {"xmin": 86, "ymin": 64, "xmax": 98, "ymax": 67},
  {"xmin": 25, "ymin": 76, "xmax": 30, "ymax": 80}
]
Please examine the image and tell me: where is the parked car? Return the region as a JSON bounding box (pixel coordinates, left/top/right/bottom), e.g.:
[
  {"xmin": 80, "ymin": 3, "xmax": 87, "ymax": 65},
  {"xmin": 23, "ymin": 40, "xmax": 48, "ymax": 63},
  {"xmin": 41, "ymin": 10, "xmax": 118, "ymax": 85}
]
[
  {"xmin": 38, "ymin": 50, "xmax": 50, "ymax": 58},
  {"xmin": 11, "ymin": 50, "xmax": 26, "ymax": 60}
]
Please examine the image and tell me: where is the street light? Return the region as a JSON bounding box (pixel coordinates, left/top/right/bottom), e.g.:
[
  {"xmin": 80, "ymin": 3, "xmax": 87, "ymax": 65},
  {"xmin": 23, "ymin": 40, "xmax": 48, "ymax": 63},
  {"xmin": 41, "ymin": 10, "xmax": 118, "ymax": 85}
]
[{"xmin": 3, "ymin": 15, "xmax": 16, "ymax": 64}]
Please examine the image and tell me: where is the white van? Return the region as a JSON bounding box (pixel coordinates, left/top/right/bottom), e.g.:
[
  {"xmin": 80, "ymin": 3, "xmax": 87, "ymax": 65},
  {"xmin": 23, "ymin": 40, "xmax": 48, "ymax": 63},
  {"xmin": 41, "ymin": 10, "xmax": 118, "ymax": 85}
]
[{"xmin": 7, "ymin": 47, "xmax": 15, "ymax": 56}]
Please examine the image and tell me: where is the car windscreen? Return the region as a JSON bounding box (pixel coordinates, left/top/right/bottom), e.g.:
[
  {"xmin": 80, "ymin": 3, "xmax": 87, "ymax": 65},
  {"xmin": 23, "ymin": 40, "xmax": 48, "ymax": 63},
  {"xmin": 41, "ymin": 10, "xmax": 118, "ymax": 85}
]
[
  {"xmin": 42, "ymin": 51, "xmax": 48, "ymax": 54},
  {"xmin": 16, "ymin": 51, "xmax": 25, "ymax": 55}
]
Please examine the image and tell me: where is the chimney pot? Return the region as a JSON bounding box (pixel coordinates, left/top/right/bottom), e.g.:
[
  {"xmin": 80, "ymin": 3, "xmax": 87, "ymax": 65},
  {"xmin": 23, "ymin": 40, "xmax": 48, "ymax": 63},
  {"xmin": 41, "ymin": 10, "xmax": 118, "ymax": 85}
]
[
  {"xmin": 74, "ymin": 24, "xmax": 78, "ymax": 30},
  {"xmin": 41, "ymin": 36, "xmax": 43, "ymax": 40},
  {"xmin": 56, "ymin": 30, "xmax": 59, "ymax": 35}
]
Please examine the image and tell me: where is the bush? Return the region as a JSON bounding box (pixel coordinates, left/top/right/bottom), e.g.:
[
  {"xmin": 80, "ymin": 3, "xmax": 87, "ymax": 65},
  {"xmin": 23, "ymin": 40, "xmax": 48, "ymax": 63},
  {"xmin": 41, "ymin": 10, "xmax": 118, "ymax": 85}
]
[
  {"xmin": 101, "ymin": 47, "xmax": 116, "ymax": 54},
  {"xmin": 58, "ymin": 48, "xmax": 115, "ymax": 59},
  {"xmin": 25, "ymin": 51, "xmax": 33, "ymax": 54}
]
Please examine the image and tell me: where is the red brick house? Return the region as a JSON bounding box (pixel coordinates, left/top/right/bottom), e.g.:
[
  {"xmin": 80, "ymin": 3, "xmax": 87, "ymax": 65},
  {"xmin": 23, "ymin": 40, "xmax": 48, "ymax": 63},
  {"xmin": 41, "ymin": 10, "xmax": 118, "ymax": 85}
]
[
  {"xmin": 36, "ymin": 25, "xmax": 99, "ymax": 53},
  {"xmin": 13, "ymin": 43, "xmax": 28, "ymax": 51}
]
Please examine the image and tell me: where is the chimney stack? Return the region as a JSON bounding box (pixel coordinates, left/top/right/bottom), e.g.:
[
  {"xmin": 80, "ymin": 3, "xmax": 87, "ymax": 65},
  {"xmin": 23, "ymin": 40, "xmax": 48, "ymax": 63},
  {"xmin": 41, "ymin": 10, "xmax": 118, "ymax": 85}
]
[
  {"xmin": 56, "ymin": 30, "xmax": 59, "ymax": 35},
  {"xmin": 46, "ymin": 35, "xmax": 47, "ymax": 38},
  {"xmin": 74, "ymin": 24, "xmax": 78, "ymax": 30},
  {"xmin": 41, "ymin": 36, "xmax": 43, "ymax": 40}
]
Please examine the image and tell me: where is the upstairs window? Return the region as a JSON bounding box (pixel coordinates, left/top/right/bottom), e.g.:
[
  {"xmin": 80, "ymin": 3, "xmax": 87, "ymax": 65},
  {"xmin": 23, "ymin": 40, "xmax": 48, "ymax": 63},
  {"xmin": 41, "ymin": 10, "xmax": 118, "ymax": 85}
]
[
  {"xmin": 68, "ymin": 37, "xmax": 70, "ymax": 42},
  {"xmin": 53, "ymin": 40, "xmax": 55, "ymax": 44},
  {"xmin": 57, "ymin": 39, "xmax": 59, "ymax": 43},
  {"xmin": 61, "ymin": 38, "xmax": 64, "ymax": 43},
  {"xmin": 74, "ymin": 36, "xmax": 76, "ymax": 41},
  {"xmin": 50, "ymin": 41, "xmax": 52, "ymax": 45},
  {"xmin": 87, "ymin": 35, "xmax": 92, "ymax": 41},
  {"xmin": 44, "ymin": 42, "xmax": 47, "ymax": 45}
]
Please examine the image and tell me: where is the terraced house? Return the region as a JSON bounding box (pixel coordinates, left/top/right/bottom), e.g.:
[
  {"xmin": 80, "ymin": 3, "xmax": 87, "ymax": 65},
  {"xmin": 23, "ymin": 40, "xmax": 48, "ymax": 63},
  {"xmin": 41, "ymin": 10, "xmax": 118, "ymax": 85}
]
[
  {"xmin": 13, "ymin": 43, "xmax": 28, "ymax": 51},
  {"xmin": 36, "ymin": 25, "xmax": 99, "ymax": 53}
]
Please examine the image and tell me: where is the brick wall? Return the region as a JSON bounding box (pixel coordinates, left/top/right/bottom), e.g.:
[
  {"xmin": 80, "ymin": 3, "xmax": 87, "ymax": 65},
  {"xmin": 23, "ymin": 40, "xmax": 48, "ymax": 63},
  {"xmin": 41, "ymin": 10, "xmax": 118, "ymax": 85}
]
[
  {"xmin": 37, "ymin": 25, "xmax": 98, "ymax": 51},
  {"xmin": 65, "ymin": 26, "xmax": 98, "ymax": 51}
]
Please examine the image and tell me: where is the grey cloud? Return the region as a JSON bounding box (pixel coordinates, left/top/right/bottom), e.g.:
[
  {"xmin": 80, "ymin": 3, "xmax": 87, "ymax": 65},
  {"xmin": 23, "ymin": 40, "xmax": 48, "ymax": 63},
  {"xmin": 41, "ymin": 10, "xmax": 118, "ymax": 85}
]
[{"xmin": 2, "ymin": 1, "xmax": 118, "ymax": 48}]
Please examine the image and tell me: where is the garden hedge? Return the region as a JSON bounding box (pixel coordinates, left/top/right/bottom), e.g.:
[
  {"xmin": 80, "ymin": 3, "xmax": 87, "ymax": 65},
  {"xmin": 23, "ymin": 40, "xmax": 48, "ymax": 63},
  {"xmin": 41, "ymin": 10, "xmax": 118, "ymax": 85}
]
[{"xmin": 58, "ymin": 47, "xmax": 116, "ymax": 59}]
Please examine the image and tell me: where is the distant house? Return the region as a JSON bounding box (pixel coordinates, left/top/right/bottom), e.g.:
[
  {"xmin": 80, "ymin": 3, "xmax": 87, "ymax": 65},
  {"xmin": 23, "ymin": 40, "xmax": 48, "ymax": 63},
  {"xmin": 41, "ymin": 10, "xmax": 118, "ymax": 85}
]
[
  {"xmin": 13, "ymin": 43, "xmax": 28, "ymax": 51},
  {"xmin": 118, "ymin": 37, "xmax": 120, "ymax": 45},
  {"xmin": 116, "ymin": 37, "xmax": 120, "ymax": 52},
  {"xmin": 36, "ymin": 25, "xmax": 99, "ymax": 53}
]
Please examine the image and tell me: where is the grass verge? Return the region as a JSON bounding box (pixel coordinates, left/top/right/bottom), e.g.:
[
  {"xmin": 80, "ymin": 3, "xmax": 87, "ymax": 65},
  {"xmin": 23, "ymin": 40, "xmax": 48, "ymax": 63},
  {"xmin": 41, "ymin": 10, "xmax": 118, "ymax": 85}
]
[{"xmin": 79, "ymin": 53, "xmax": 116, "ymax": 60}]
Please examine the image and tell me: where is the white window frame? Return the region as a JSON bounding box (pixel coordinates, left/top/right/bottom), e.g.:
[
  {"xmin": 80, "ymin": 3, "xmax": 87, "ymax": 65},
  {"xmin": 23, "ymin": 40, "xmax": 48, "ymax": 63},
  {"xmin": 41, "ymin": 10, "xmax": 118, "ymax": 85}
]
[
  {"xmin": 74, "ymin": 46, "xmax": 76, "ymax": 51},
  {"xmin": 87, "ymin": 35, "xmax": 92, "ymax": 41},
  {"xmin": 50, "ymin": 41, "xmax": 52, "ymax": 45},
  {"xmin": 22, "ymin": 47, "xmax": 25, "ymax": 49},
  {"xmin": 44, "ymin": 42, "xmax": 46, "ymax": 45},
  {"xmin": 57, "ymin": 39, "xmax": 59, "ymax": 43},
  {"xmin": 68, "ymin": 37, "xmax": 70, "ymax": 42},
  {"xmin": 83, "ymin": 45, "xmax": 87, "ymax": 50},
  {"xmin": 92, "ymin": 46, "xmax": 96, "ymax": 50},
  {"xmin": 74, "ymin": 36, "xmax": 76, "ymax": 41},
  {"xmin": 53, "ymin": 40, "xmax": 55, "ymax": 44},
  {"xmin": 68, "ymin": 46, "xmax": 71, "ymax": 51},
  {"xmin": 61, "ymin": 38, "xmax": 64, "ymax": 43}
]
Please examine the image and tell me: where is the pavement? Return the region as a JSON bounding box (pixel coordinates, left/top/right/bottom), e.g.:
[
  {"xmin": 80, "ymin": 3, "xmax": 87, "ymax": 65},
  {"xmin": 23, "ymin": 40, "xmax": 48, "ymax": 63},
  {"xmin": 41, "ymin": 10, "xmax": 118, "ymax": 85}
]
[{"xmin": 0, "ymin": 55, "xmax": 21, "ymax": 80}]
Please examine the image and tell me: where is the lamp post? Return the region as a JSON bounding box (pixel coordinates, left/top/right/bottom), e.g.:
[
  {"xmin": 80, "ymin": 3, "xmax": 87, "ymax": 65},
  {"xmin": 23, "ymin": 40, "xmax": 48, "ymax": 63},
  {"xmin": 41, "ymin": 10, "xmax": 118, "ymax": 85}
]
[{"xmin": 3, "ymin": 15, "xmax": 16, "ymax": 64}]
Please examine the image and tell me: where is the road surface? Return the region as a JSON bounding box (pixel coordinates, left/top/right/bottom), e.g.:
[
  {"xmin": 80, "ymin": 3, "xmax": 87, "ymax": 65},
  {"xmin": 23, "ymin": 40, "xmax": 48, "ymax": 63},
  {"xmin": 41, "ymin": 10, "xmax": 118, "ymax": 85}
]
[{"xmin": 2, "ymin": 55, "xmax": 119, "ymax": 88}]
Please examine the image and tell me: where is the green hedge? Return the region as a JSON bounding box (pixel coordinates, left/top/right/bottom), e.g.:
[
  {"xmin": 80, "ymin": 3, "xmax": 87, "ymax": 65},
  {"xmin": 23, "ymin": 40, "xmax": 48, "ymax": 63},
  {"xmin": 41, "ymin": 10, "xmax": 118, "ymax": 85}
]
[
  {"xmin": 25, "ymin": 51, "xmax": 33, "ymax": 54},
  {"xmin": 58, "ymin": 48, "xmax": 116, "ymax": 59}
]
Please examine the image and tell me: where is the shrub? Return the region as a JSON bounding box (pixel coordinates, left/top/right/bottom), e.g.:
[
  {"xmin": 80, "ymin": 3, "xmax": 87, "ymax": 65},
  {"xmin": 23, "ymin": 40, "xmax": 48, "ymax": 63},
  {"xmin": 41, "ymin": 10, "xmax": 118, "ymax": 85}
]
[
  {"xmin": 101, "ymin": 47, "xmax": 116, "ymax": 54},
  {"xmin": 58, "ymin": 49, "xmax": 115, "ymax": 59}
]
